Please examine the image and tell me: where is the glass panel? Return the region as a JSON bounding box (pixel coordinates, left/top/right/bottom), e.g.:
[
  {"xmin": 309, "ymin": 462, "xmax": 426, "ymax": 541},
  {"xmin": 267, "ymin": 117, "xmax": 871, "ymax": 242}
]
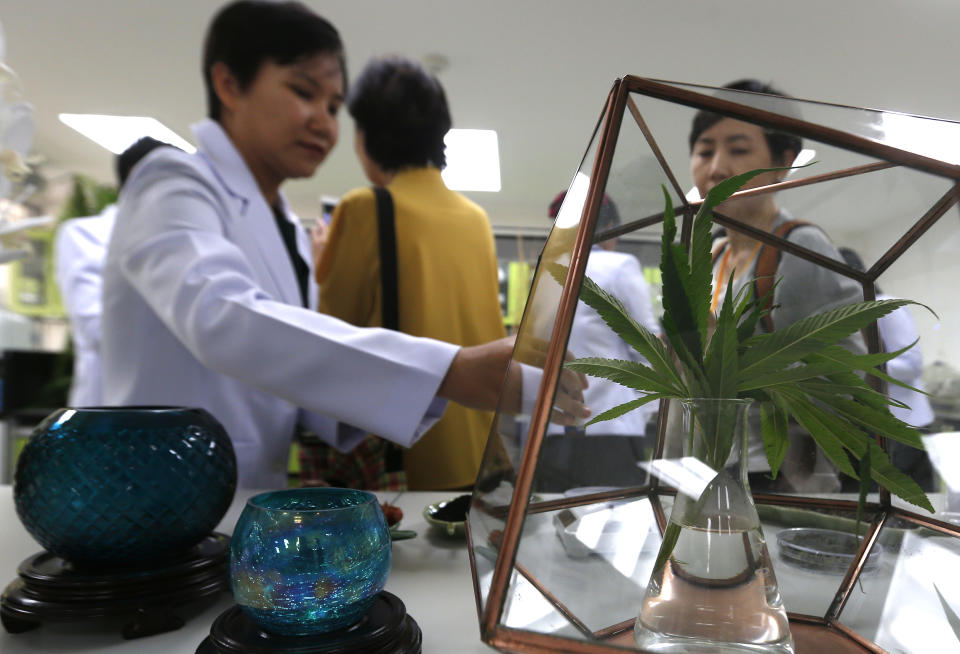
[
  {"xmin": 768, "ymin": 149, "xmax": 954, "ymax": 272},
  {"xmin": 470, "ymin": 76, "xmax": 960, "ymax": 652},
  {"xmin": 625, "ymin": 86, "xmax": 956, "ymax": 501},
  {"xmin": 838, "ymin": 519, "xmax": 960, "ymax": 653},
  {"xmin": 469, "ymin": 99, "xmax": 607, "ymax": 618},
  {"xmin": 505, "ymin": 495, "xmax": 661, "ymax": 637},
  {"xmin": 646, "ymin": 79, "xmax": 960, "ymax": 168},
  {"xmin": 874, "ymin": 211, "xmax": 960, "ymax": 514},
  {"xmin": 531, "ymin": 229, "xmax": 670, "ymax": 495},
  {"xmin": 757, "ymin": 501, "xmax": 879, "ymax": 618}
]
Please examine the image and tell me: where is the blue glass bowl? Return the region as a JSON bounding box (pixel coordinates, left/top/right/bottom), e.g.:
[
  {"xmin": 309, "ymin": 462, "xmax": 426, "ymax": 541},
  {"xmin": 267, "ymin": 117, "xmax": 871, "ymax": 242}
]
[
  {"xmin": 230, "ymin": 488, "xmax": 391, "ymax": 636},
  {"xmin": 13, "ymin": 406, "xmax": 237, "ymax": 569}
]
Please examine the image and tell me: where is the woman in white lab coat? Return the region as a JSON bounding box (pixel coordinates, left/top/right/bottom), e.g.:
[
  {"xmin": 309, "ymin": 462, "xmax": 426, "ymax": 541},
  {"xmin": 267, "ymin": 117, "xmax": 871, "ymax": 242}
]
[
  {"xmin": 100, "ymin": 1, "xmax": 582, "ymax": 488},
  {"xmin": 55, "ymin": 138, "xmax": 174, "ymax": 407}
]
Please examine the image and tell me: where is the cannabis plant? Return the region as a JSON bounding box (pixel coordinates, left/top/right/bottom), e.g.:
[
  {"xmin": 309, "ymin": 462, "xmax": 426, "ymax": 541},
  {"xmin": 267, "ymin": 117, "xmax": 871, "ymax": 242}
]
[{"xmin": 559, "ymin": 168, "xmax": 933, "ymax": 514}]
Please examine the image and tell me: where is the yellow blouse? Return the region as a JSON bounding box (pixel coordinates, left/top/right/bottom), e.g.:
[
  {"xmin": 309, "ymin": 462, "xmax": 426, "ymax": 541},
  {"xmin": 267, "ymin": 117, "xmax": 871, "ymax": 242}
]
[{"xmin": 317, "ymin": 167, "xmax": 506, "ymax": 489}]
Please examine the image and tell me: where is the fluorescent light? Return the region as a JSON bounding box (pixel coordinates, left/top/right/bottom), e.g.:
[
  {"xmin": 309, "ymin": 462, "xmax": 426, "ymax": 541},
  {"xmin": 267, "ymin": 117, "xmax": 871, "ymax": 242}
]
[
  {"xmin": 441, "ymin": 128, "xmax": 500, "ymax": 192},
  {"xmin": 59, "ymin": 114, "xmax": 196, "ymax": 155},
  {"xmin": 879, "ymin": 112, "xmax": 960, "ymax": 165}
]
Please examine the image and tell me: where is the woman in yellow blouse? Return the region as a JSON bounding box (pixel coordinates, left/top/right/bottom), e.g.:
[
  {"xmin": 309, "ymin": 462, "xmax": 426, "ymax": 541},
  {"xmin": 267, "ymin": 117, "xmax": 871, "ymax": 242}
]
[{"xmin": 316, "ymin": 56, "xmax": 506, "ymax": 490}]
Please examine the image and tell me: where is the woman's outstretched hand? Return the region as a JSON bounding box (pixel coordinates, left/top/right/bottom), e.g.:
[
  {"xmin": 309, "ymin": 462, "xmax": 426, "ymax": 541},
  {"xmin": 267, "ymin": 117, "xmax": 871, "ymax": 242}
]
[{"xmin": 438, "ymin": 336, "xmax": 589, "ymax": 425}]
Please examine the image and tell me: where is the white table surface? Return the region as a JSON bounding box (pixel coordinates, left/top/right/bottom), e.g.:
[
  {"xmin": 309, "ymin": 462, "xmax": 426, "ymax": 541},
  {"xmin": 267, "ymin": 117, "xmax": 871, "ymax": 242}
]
[{"xmin": 0, "ymin": 485, "xmax": 496, "ymax": 654}]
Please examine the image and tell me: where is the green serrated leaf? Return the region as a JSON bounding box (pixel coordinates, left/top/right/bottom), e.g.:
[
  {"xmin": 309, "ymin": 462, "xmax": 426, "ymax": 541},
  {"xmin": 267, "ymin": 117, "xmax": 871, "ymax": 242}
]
[
  {"xmin": 798, "ymin": 380, "xmax": 897, "ymax": 411},
  {"xmin": 760, "ymin": 399, "xmax": 789, "ymax": 479},
  {"xmin": 564, "ymin": 358, "xmax": 682, "ymax": 396},
  {"xmin": 867, "ymin": 443, "xmax": 933, "ymax": 512},
  {"xmin": 660, "ymin": 189, "xmax": 704, "ymax": 364},
  {"xmin": 806, "ymin": 343, "xmax": 929, "ymax": 396},
  {"xmin": 704, "ymin": 276, "xmax": 740, "ymax": 399},
  {"xmin": 732, "ymin": 281, "xmax": 764, "ymax": 343},
  {"xmin": 738, "ymin": 358, "xmax": 856, "ymax": 391},
  {"xmin": 822, "ymin": 396, "xmax": 925, "ymax": 450},
  {"xmin": 568, "ymin": 168, "xmax": 933, "ymax": 516},
  {"xmin": 739, "ymin": 300, "xmax": 912, "ymax": 380},
  {"xmin": 687, "ymin": 195, "xmax": 714, "ymax": 350},
  {"xmin": 799, "ymin": 402, "xmax": 871, "ymax": 458},
  {"xmin": 575, "ymin": 270, "xmax": 686, "ymax": 392},
  {"xmin": 586, "ymin": 394, "xmax": 664, "ymax": 426},
  {"xmin": 777, "ymin": 390, "xmax": 859, "ymax": 479}
]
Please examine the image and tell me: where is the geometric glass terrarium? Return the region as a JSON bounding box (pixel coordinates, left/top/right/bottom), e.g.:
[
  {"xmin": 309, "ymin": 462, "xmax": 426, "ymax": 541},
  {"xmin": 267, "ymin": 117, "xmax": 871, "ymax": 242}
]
[{"xmin": 467, "ymin": 77, "xmax": 960, "ymax": 653}]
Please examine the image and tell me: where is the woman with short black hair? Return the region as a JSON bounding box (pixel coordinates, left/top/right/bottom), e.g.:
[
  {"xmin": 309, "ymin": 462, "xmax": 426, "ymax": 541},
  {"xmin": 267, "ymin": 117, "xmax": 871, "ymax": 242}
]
[
  {"xmin": 101, "ymin": 3, "xmax": 580, "ymax": 489},
  {"xmin": 316, "ymin": 56, "xmax": 507, "ymax": 490}
]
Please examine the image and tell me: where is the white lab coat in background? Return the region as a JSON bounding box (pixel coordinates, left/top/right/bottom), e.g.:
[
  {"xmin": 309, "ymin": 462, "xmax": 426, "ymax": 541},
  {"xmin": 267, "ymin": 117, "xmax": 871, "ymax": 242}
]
[
  {"xmin": 54, "ymin": 204, "xmax": 117, "ymax": 407},
  {"xmin": 551, "ymin": 247, "xmax": 661, "ymax": 435},
  {"xmin": 101, "ymin": 119, "xmax": 457, "ymax": 489},
  {"xmin": 878, "ymin": 294, "xmax": 934, "ymax": 427}
]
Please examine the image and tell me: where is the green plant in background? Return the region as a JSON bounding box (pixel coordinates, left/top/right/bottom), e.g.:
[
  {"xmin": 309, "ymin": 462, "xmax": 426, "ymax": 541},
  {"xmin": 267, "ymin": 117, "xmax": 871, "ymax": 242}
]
[
  {"xmin": 56, "ymin": 173, "xmax": 117, "ymax": 226},
  {"xmin": 555, "ymin": 167, "xmax": 934, "ymax": 519},
  {"xmin": 11, "ymin": 174, "xmax": 117, "ymax": 406}
]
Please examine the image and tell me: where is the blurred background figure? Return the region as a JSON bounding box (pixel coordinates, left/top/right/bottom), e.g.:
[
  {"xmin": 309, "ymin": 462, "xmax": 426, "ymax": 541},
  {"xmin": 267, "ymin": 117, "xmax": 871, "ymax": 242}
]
[
  {"xmin": 54, "ymin": 137, "xmax": 173, "ymax": 406},
  {"xmin": 694, "ymin": 79, "xmax": 864, "ymax": 492},
  {"xmin": 313, "ymin": 55, "xmax": 506, "ymax": 491},
  {"xmin": 838, "ymin": 246, "xmax": 936, "ymax": 491},
  {"xmin": 536, "ymin": 191, "xmax": 661, "ymax": 490}
]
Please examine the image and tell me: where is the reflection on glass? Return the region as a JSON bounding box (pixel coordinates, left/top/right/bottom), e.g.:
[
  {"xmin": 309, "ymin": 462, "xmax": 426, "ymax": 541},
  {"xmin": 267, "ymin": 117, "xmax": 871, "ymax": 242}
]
[
  {"xmin": 755, "ymin": 503, "xmax": 877, "ymax": 618},
  {"xmin": 875, "ymin": 212, "xmax": 960, "ymax": 511},
  {"xmin": 840, "ymin": 523, "xmax": 960, "ymax": 653},
  {"xmin": 469, "ymin": 104, "xmax": 603, "ymax": 621},
  {"xmin": 554, "ymin": 172, "xmax": 590, "ymax": 229},
  {"xmin": 640, "ymin": 456, "xmax": 717, "ymax": 499},
  {"xmin": 507, "ymin": 497, "xmax": 659, "ymax": 636},
  {"xmin": 922, "ymin": 432, "xmax": 960, "ymax": 517},
  {"xmin": 878, "ymin": 111, "xmax": 960, "ymax": 165}
]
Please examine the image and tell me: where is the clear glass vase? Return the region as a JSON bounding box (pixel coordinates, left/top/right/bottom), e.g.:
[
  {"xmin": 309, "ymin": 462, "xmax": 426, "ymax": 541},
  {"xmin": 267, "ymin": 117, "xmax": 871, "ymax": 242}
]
[{"xmin": 634, "ymin": 398, "xmax": 795, "ymax": 653}]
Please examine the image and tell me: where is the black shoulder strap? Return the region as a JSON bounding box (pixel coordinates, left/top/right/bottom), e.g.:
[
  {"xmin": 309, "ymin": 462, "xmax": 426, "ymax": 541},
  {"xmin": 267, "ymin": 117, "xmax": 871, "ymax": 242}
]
[
  {"xmin": 373, "ymin": 187, "xmax": 405, "ymax": 472},
  {"xmin": 373, "ymin": 187, "xmax": 399, "ymax": 331}
]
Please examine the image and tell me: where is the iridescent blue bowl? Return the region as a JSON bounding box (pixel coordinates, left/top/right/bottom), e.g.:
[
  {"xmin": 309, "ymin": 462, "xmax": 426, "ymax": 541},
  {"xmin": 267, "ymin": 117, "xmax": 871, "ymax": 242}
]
[
  {"xmin": 230, "ymin": 488, "xmax": 391, "ymax": 636},
  {"xmin": 13, "ymin": 406, "xmax": 237, "ymax": 569}
]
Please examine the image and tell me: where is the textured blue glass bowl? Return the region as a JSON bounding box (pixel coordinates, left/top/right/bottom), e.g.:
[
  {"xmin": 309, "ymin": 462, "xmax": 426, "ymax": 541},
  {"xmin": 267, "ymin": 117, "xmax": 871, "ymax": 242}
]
[
  {"xmin": 13, "ymin": 406, "xmax": 237, "ymax": 569},
  {"xmin": 230, "ymin": 488, "xmax": 391, "ymax": 636}
]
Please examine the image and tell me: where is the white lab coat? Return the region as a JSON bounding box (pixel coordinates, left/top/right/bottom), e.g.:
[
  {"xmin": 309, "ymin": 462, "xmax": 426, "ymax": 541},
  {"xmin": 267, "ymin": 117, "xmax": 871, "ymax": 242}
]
[
  {"xmin": 54, "ymin": 204, "xmax": 117, "ymax": 407},
  {"xmin": 878, "ymin": 294, "xmax": 934, "ymax": 427},
  {"xmin": 551, "ymin": 247, "xmax": 661, "ymax": 435},
  {"xmin": 101, "ymin": 119, "xmax": 457, "ymax": 489}
]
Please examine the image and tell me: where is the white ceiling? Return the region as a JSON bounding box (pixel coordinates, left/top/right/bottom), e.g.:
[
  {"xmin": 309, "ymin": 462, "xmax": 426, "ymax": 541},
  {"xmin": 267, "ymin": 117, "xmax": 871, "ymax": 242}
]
[{"xmin": 3, "ymin": 0, "xmax": 959, "ymax": 229}]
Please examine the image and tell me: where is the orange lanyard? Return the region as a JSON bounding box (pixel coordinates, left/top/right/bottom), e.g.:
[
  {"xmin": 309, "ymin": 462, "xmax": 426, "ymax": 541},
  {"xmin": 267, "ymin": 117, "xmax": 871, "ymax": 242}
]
[{"xmin": 711, "ymin": 243, "xmax": 762, "ymax": 313}]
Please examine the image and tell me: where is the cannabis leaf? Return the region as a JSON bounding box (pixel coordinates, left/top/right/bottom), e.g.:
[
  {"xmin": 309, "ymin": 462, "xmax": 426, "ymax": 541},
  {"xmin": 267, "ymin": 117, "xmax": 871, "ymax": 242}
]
[{"xmin": 559, "ymin": 167, "xmax": 933, "ymax": 514}]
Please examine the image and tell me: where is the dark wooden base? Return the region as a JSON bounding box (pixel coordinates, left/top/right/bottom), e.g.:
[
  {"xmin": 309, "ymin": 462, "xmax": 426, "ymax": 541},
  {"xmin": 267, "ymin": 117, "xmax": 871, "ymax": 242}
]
[
  {"xmin": 196, "ymin": 591, "xmax": 422, "ymax": 654},
  {"xmin": 1, "ymin": 532, "xmax": 229, "ymax": 640}
]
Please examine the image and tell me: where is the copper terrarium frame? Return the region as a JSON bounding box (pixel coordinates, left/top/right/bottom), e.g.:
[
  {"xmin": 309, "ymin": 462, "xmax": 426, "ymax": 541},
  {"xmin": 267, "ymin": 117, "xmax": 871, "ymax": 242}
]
[{"xmin": 466, "ymin": 76, "xmax": 960, "ymax": 654}]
